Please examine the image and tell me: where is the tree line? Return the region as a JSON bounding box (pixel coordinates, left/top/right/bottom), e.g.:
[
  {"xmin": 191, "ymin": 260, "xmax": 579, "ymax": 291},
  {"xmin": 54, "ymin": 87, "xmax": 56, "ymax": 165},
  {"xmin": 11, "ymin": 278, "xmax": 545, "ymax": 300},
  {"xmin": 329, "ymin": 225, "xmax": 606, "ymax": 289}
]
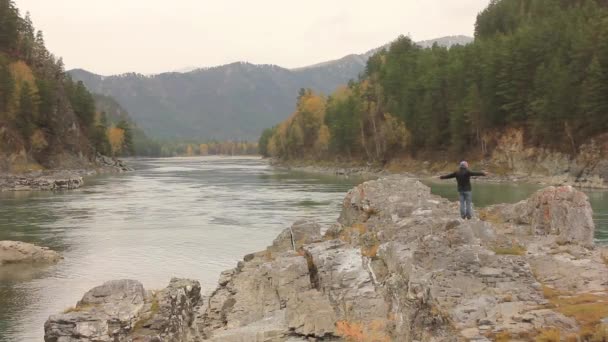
[
  {"xmin": 140, "ymin": 140, "xmax": 258, "ymax": 158},
  {"xmin": 260, "ymin": 0, "xmax": 608, "ymax": 162}
]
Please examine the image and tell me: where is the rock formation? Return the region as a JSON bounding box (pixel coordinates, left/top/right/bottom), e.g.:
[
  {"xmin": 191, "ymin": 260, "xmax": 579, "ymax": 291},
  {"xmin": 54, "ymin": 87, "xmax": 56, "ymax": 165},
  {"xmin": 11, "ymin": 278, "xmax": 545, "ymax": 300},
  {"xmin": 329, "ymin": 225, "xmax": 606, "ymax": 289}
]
[
  {"xmin": 44, "ymin": 176, "xmax": 608, "ymax": 341},
  {"xmin": 0, "ymin": 171, "xmax": 85, "ymax": 191},
  {"xmin": 0, "ymin": 241, "xmax": 62, "ymax": 265},
  {"xmin": 44, "ymin": 278, "xmax": 201, "ymax": 342}
]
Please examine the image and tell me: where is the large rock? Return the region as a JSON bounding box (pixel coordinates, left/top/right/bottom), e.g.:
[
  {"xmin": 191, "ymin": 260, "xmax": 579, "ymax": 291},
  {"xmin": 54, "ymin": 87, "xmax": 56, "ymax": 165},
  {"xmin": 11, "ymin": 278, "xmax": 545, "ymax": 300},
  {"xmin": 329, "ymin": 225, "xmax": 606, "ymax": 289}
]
[
  {"xmin": 486, "ymin": 185, "xmax": 595, "ymax": 247},
  {"xmin": 0, "ymin": 241, "xmax": 62, "ymax": 265},
  {"xmin": 44, "ymin": 278, "xmax": 201, "ymax": 342}
]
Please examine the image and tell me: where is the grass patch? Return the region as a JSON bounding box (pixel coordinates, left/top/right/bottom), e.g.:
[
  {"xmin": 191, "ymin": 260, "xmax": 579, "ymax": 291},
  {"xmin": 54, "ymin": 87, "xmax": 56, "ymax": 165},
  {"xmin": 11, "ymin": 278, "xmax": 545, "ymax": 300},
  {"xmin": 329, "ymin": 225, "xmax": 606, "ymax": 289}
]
[
  {"xmin": 492, "ymin": 245, "xmax": 526, "ymax": 256},
  {"xmin": 478, "ymin": 209, "xmax": 505, "ymax": 225},
  {"xmin": 541, "ymin": 286, "xmax": 608, "ymax": 340},
  {"xmin": 133, "ymin": 293, "xmax": 160, "ymax": 332}
]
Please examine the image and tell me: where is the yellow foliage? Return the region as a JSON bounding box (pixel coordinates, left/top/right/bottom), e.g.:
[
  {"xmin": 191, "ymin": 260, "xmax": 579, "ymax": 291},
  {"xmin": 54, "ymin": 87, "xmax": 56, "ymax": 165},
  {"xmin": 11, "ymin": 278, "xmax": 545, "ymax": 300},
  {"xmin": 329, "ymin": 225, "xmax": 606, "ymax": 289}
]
[
  {"xmin": 332, "ymin": 86, "xmax": 353, "ymax": 102},
  {"xmin": 199, "ymin": 144, "xmax": 209, "ymax": 155},
  {"xmin": 107, "ymin": 127, "xmax": 125, "ymax": 156},
  {"xmin": 315, "ymin": 124, "xmax": 331, "ymax": 154},
  {"xmin": 30, "ymin": 129, "xmax": 48, "ymax": 151},
  {"xmin": 9, "ymin": 61, "xmax": 38, "ymax": 114},
  {"xmin": 9, "ymin": 61, "xmax": 37, "ymax": 88},
  {"xmin": 380, "ymin": 113, "xmax": 410, "ymax": 150},
  {"xmin": 186, "ymin": 144, "xmax": 194, "ymax": 156}
]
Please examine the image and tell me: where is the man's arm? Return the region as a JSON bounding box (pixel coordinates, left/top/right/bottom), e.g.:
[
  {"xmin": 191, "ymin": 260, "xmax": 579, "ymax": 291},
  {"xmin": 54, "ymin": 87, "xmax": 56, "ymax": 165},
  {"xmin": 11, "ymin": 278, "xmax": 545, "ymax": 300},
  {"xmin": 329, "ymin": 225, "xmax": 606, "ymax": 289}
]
[{"xmin": 439, "ymin": 172, "xmax": 456, "ymax": 179}]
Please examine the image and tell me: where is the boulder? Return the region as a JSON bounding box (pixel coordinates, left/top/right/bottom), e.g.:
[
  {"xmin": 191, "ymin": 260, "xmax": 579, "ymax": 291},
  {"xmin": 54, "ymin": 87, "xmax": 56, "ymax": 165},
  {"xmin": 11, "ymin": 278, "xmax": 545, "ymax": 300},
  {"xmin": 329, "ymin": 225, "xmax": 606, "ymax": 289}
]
[
  {"xmin": 44, "ymin": 278, "xmax": 201, "ymax": 342},
  {"xmin": 0, "ymin": 241, "xmax": 62, "ymax": 265},
  {"xmin": 486, "ymin": 185, "xmax": 595, "ymax": 247}
]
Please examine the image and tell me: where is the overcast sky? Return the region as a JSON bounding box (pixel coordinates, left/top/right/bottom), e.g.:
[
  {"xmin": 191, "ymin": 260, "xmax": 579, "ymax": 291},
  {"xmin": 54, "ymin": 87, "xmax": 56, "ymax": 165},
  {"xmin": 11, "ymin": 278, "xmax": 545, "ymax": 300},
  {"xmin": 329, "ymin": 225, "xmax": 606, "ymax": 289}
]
[{"xmin": 14, "ymin": 0, "xmax": 490, "ymax": 75}]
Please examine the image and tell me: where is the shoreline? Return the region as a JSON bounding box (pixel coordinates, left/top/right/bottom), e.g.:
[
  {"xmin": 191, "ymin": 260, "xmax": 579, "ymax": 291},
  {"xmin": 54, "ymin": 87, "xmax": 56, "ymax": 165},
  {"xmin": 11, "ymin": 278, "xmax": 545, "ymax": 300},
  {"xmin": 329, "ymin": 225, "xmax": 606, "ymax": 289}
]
[
  {"xmin": 272, "ymin": 159, "xmax": 608, "ymax": 190},
  {"xmin": 0, "ymin": 155, "xmax": 132, "ymax": 192}
]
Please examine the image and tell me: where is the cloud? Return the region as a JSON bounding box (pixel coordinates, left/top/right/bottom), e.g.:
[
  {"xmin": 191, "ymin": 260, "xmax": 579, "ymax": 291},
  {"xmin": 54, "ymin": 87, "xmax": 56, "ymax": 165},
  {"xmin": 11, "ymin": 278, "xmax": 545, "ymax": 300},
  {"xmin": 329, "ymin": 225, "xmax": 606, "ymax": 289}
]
[{"xmin": 14, "ymin": 0, "xmax": 490, "ymax": 75}]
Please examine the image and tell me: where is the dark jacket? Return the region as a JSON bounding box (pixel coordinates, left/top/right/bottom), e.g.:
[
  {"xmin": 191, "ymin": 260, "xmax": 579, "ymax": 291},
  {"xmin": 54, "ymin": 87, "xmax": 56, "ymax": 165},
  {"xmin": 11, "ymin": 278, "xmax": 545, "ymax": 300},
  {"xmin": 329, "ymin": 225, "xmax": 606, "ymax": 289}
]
[{"xmin": 440, "ymin": 168, "xmax": 486, "ymax": 192}]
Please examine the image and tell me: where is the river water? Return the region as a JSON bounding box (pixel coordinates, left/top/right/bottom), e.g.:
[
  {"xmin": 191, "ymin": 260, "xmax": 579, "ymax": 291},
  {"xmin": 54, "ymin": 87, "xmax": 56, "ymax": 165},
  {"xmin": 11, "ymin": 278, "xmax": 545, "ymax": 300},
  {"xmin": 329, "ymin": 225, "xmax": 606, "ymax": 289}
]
[{"xmin": 0, "ymin": 157, "xmax": 606, "ymax": 341}]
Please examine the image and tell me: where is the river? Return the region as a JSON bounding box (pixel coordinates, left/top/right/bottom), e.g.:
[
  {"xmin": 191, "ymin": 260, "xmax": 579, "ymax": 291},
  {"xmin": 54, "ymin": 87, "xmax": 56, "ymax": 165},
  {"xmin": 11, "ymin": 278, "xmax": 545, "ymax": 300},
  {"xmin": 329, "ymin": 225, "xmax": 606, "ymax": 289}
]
[{"xmin": 0, "ymin": 156, "xmax": 606, "ymax": 341}]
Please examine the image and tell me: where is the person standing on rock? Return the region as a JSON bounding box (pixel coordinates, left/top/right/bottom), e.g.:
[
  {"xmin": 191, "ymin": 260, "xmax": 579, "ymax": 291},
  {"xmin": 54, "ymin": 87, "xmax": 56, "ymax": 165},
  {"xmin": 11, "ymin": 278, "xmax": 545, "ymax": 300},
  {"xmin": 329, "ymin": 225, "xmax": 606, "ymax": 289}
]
[{"xmin": 439, "ymin": 161, "xmax": 488, "ymax": 220}]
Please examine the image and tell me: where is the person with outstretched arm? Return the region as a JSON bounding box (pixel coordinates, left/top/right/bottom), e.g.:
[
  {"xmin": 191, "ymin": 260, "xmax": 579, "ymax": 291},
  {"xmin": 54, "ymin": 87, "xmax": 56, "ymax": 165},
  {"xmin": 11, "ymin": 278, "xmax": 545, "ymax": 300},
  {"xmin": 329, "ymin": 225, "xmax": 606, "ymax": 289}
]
[{"xmin": 439, "ymin": 161, "xmax": 488, "ymax": 220}]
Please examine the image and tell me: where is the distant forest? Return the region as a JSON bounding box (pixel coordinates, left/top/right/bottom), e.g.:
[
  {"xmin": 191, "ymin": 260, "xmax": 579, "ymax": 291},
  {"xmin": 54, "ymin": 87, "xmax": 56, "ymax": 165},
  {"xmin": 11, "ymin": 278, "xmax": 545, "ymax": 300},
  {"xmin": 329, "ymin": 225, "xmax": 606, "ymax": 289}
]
[{"xmin": 260, "ymin": 0, "xmax": 608, "ymax": 163}]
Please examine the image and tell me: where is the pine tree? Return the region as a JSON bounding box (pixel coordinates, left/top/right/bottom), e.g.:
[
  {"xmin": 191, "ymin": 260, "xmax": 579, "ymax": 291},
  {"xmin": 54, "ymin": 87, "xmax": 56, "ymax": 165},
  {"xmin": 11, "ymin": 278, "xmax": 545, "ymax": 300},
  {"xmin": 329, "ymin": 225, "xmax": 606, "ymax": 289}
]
[
  {"xmin": 0, "ymin": 61, "xmax": 13, "ymax": 113},
  {"xmin": 16, "ymin": 81, "xmax": 35, "ymax": 138},
  {"xmin": 116, "ymin": 120, "xmax": 134, "ymax": 156}
]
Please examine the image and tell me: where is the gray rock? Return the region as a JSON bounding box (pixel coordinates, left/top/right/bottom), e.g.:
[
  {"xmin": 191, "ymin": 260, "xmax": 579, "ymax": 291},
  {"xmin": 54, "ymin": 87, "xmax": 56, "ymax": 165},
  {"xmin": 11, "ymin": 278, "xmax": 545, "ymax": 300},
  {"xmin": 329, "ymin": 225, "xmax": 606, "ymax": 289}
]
[
  {"xmin": 0, "ymin": 241, "xmax": 62, "ymax": 265},
  {"xmin": 0, "ymin": 172, "xmax": 84, "ymax": 191},
  {"xmin": 44, "ymin": 278, "xmax": 201, "ymax": 342},
  {"xmin": 487, "ymin": 185, "xmax": 595, "ymax": 247}
]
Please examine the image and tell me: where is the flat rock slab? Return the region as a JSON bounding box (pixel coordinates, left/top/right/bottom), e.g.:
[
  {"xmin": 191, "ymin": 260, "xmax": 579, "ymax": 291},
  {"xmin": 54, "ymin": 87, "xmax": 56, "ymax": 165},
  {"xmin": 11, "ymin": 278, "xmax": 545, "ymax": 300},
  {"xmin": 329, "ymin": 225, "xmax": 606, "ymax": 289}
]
[{"xmin": 0, "ymin": 241, "xmax": 62, "ymax": 265}]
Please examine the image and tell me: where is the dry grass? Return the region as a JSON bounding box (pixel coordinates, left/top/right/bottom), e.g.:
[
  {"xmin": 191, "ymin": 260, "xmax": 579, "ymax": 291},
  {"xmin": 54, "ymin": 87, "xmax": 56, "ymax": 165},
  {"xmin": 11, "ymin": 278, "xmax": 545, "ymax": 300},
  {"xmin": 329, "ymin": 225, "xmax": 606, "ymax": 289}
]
[
  {"xmin": 541, "ymin": 285, "xmax": 608, "ymax": 340},
  {"xmin": 336, "ymin": 321, "xmax": 365, "ymax": 341},
  {"xmin": 591, "ymin": 324, "xmax": 608, "ymax": 342},
  {"xmin": 10, "ymin": 162, "xmax": 43, "ymax": 173},
  {"xmin": 338, "ymin": 223, "xmax": 368, "ymax": 243},
  {"xmin": 494, "ymin": 331, "xmax": 512, "ymax": 342},
  {"xmin": 362, "ymin": 243, "xmax": 380, "ymax": 258},
  {"xmin": 535, "ymin": 329, "xmax": 561, "ymax": 342},
  {"xmin": 478, "ymin": 209, "xmax": 505, "ymax": 225},
  {"xmin": 335, "ymin": 320, "xmax": 391, "ymax": 342},
  {"xmin": 492, "ymin": 245, "xmax": 526, "ymax": 256}
]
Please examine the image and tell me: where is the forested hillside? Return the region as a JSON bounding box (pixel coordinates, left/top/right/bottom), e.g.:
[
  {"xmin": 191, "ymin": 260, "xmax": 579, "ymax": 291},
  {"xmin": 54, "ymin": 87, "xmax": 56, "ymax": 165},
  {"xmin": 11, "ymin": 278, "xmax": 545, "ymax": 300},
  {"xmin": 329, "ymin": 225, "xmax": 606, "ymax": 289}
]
[
  {"xmin": 0, "ymin": 0, "xmax": 110, "ymax": 171},
  {"xmin": 260, "ymin": 0, "xmax": 608, "ymax": 164},
  {"xmin": 69, "ymin": 37, "xmax": 471, "ymax": 141}
]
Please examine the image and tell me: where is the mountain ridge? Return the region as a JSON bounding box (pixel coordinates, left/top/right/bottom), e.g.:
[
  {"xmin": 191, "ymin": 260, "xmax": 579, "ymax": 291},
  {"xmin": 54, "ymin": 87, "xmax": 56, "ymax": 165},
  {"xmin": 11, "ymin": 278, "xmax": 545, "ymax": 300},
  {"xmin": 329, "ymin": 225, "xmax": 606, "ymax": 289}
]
[{"xmin": 69, "ymin": 35, "xmax": 473, "ymax": 140}]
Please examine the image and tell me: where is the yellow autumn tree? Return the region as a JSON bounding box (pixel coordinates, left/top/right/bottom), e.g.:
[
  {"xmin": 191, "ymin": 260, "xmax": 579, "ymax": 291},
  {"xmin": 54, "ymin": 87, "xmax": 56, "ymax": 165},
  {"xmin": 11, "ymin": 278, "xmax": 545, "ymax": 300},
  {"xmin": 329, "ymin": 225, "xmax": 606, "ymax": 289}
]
[
  {"xmin": 186, "ymin": 144, "xmax": 194, "ymax": 156},
  {"xmin": 314, "ymin": 124, "xmax": 331, "ymax": 156},
  {"xmin": 9, "ymin": 61, "xmax": 38, "ymax": 116},
  {"xmin": 107, "ymin": 127, "xmax": 125, "ymax": 156},
  {"xmin": 199, "ymin": 144, "xmax": 209, "ymax": 155}
]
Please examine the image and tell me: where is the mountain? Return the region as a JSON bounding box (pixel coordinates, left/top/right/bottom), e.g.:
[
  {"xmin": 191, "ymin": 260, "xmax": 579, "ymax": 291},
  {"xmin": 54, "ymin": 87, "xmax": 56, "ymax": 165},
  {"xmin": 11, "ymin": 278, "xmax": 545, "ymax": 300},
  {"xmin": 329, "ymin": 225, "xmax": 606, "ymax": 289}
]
[{"xmin": 69, "ymin": 36, "xmax": 473, "ymax": 141}]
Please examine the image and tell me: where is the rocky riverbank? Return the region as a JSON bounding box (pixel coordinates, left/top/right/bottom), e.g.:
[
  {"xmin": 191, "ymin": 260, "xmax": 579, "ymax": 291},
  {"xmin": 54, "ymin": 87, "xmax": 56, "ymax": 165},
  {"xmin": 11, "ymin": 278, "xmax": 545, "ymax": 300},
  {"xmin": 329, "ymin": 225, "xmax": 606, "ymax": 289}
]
[
  {"xmin": 0, "ymin": 154, "xmax": 132, "ymax": 191},
  {"xmin": 44, "ymin": 176, "xmax": 608, "ymax": 341},
  {"xmin": 272, "ymin": 129, "xmax": 608, "ymax": 189}
]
